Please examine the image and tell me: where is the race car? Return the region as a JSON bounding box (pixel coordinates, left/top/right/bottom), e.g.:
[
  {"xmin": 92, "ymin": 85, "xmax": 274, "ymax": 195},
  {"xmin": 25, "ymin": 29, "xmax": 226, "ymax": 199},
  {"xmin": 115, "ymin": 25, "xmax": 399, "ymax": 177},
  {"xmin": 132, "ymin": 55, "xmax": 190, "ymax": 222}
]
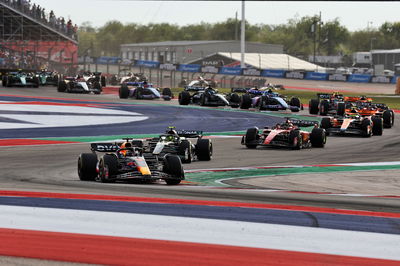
[
  {"xmin": 309, "ymin": 92, "xmax": 345, "ymax": 116},
  {"xmin": 81, "ymin": 71, "xmax": 107, "ymax": 87},
  {"xmin": 238, "ymin": 88, "xmax": 301, "ymax": 112},
  {"xmin": 320, "ymin": 108, "xmax": 383, "ymax": 137},
  {"xmin": 2, "ymin": 71, "xmax": 40, "ymax": 88},
  {"xmin": 119, "ymin": 81, "xmax": 173, "ymax": 100},
  {"xmin": 145, "ymin": 127, "xmax": 213, "ymax": 163},
  {"xmin": 180, "ymin": 76, "xmax": 218, "ymax": 88},
  {"xmin": 110, "ymin": 72, "xmax": 148, "ymax": 85},
  {"xmin": 57, "ymin": 75, "xmax": 102, "ymax": 94},
  {"xmin": 37, "ymin": 70, "xmax": 59, "ymax": 86},
  {"xmin": 242, "ymin": 118, "xmax": 326, "ymax": 150},
  {"xmin": 77, "ymin": 139, "xmax": 184, "ymax": 185},
  {"xmin": 178, "ymin": 86, "xmax": 240, "ymax": 107}
]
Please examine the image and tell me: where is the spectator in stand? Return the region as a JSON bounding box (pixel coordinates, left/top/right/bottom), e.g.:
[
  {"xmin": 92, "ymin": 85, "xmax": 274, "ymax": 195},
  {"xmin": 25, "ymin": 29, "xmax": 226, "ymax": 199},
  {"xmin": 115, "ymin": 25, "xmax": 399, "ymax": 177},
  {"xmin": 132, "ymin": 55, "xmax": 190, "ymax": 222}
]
[
  {"xmin": 49, "ymin": 10, "xmax": 56, "ymax": 27},
  {"xmin": 67, "ymin": 19, "xmax": 72, "ymax": 36},
  {"xmin": 60, "ymin": 17, "xmax": 65, "ymax": 33},
  {"xmin": 73, "ymin": 24, "xmax": 78, "ymax": 40}
]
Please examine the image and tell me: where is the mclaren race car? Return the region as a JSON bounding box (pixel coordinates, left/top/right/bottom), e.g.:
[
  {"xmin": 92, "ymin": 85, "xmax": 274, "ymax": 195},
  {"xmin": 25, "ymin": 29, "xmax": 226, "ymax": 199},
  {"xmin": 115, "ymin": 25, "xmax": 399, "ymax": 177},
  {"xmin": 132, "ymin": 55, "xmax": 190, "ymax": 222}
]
[
  {"xmin": 37, "ymin": 70, "xmax": 59, "ymax": 86},
  {"xmin": 237, "ymin": 88, "xmax": 301, "ymax": 112},
  {"xmin": 320, "ymin": 108, "xmax": 383, "ymax": 137},
  {"xmin": 145, "ymin": 127, "xmax": 213, "ymax": 163},
  {"xmin": 119, "ymin": 81, "xmax": 173, "ymax": 100},
  {"xmin": 2, "ymin": 71, "xmax": 40, "ymax": 88},
  {"xmin": 242, "ymin": 118, "xmax": 326, "ymax": 150},
  {"xmin": 78, "ymin": 139, "xmax": 184, "ymax": 185},
  {"xmin": 178, "ymin": 86, "xmax": 240, "ymax": 107},
  {"xmin": 57, "ymin": 75, "xmax": 102, "ymax": 94}
]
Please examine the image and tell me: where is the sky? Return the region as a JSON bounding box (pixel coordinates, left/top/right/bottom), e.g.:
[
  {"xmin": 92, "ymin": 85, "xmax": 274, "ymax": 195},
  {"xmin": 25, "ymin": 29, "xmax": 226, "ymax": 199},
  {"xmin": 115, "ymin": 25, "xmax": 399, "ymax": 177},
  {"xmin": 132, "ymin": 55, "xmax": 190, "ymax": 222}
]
[{"xmin": 31, "ymin": 1, "xmax": 400, "ymax": 32}]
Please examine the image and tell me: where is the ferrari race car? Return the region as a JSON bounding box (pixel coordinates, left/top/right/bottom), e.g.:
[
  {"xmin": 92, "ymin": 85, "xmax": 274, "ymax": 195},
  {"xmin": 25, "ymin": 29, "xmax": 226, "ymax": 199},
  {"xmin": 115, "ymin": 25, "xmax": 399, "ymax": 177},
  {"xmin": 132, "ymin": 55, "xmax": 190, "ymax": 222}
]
[
  {"xmin": 2, "ymin": 71, "xmax": 40, "ymax": 88},
  {"xmin": 309, "ymin": 92, "xmax": 345, "ymax": 116},
  {"xmin": 320, "ymin": 109, "xmax": 383, "ymax": 137},
  {"xmin": 119, "ymin": 81, "xmax": 173, "ymax": 100},
  {"xmin": 37, "ymin": 70, "xmax": 59, "ymax": 86},
  {"xmin": 178, "ymin": 86, "xmax": 240, "ymax": 107},
  {"xmin": 145, "ymin": 127, "xmax": 213, "ymax": 163},
  {"xmin": 242, "ymin": 118, "xmax": 326, "ymax": 150},
  {"xmin": 78, "ymin": 139, "xmax": 185, "ymax": 185},
  {"xmin": 237, "ymin": 88, "xmax": 301, "ymax": 112},
  {"xmin": 57, "ymin": 75, "xmax": 103, "ymax": 94}
]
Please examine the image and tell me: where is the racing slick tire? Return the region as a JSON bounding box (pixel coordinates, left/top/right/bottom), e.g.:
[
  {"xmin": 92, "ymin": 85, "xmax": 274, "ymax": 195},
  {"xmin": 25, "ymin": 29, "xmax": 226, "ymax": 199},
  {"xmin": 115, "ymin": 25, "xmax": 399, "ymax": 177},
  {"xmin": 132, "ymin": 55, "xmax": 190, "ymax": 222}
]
[
  {"xmin": 244, "ymin": 127, "xmax": 259, "ymax": 149},
  {"xmin": 309, "ymin": 99, "xmax": 319, "ymax": 114},
  {"xmin": 200, "ymin": 93, "xmax": 208, "ymax": 106},
  {"xmin": 258, "ymin": 96, "xmax": 267, "ymax": 111},
  {"xmin": 240, "ymin": 94, "xmax": 252, "ymax": 109},
  {"xmin": 33, "ymin": 76, "xmax": 40, "ymax": 88},
  {"xmin": 164, "ymin": 155, "xmax": 184, "ymax": 185},
  {"xmin": 179, "ymin": 91, "xmax": 191, "ymax": 105},
  {"xmin": 98, "ymin": 154, "xmax": 118, "ymax": 183},
  {"xmin": 337, "ymin": 102, "xmax": 346, "ymax": 116},
  {"xmin": 93, "ymin": 81, "xmax": 102, "ymax": 94},
  {"xmin": 320, "ymin": 117, "xmax": 332, "ymax": 136},
  {"xmin": 372, "ymin": 117, "xmax": 383, "ymax": 136},
  {"xmin": 2, "ymin": 76, "xmax": 7, "ymax": 87},
  {"xmin": 289, "ymin": 130, "xmax": 302, "ymax": 150},
  {"xmin": 101, "ymin": 76, "xmax": 107, "ymax": 87},
  {"xmin": 57, "ymin": 81, "xmax": 67, "ymax": 92},
  {"xmin": 162, "ymin": 88, "xmax": 173, "ymax": 101},
  {"xmin": 179, "ymin": 140, "xmax": 193, "ymax": 163},
  {"xmin": 78, "ymin": 153, "xmax": 98, "ymax": 181},
  {"xmin": 119, "ymin": 84, "xmax": 130, "ymax": 99},
  {"xmin": 229, "ymin": 93, "xmax": 240, "ymax": 108},
  {"xmin": 196, "ymin": 139, "xmax": 213, "ymax": 161},
  {"xmin": 361, "ymin": 119, "xmax": 372, "ymax": 138},
  {"xmin": 310, "ymin": 128, "xmax": 326, "ymax": 148},
  {"xmin": 383, "ymin": 110, "xmax": 394, "ymax": 128},
  {"xmin": 290, "ymin": 97, "xmax": 301, "ymax": 108},
  {"xmin": 319, "ymin": 100, "xmax": 329, "ymax": 116}
]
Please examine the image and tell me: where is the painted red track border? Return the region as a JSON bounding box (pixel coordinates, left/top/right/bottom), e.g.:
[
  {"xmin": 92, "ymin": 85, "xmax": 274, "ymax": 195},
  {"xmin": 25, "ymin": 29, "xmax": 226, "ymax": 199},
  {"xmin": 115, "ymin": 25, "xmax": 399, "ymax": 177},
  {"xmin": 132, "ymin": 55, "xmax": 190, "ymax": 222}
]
[
  {"xmin": 0, "ymin": 139, "xmax": 78, "ymax": 147},
  {"xmin": 1, "ymin": 190, "xmax": 399, "ymax": 219},
  {"xmin": 0, "ymin": 228, "xmax": 398, "ymax": 266}
]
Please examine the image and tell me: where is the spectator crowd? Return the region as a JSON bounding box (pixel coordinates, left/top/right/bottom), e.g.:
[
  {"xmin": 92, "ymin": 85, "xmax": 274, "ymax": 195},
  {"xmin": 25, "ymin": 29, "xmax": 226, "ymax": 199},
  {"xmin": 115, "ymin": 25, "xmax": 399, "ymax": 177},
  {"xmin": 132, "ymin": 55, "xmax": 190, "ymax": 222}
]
[{"xmin": 1, "ymin": 0, "xmax": 78, "ymax": 41}]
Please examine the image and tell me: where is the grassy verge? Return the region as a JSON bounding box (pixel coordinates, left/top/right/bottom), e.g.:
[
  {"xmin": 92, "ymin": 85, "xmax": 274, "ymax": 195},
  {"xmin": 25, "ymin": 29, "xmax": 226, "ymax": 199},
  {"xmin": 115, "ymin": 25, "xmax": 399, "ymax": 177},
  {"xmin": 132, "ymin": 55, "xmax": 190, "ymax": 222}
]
[{"xmin": 170, "ymin": 88, "xmax": 400, "ymax": 109}]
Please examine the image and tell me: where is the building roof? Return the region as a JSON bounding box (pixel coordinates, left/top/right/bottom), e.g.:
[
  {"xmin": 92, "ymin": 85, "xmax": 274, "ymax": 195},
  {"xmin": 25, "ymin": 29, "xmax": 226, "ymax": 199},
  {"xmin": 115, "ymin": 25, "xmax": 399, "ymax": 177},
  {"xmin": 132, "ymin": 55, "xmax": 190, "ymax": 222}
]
[
  {"xmin": 121, "ymin": 40, "xmax": 236, "ymax": 47},
  {"xmin": 372, "ymin": 49, "xmax": 400, "ymax": 54},
  {"xmin": 218, "ymin": 52, "xmax": 325, "ymax": 71}
]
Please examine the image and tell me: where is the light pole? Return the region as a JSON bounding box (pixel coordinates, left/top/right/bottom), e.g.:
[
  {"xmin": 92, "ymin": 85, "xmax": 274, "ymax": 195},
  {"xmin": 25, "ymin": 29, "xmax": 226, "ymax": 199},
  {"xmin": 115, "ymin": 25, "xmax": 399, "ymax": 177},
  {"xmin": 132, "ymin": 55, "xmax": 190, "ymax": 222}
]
[{"xmin": 240, "ymin": 0, "xmax": 245, "ymax": 69}]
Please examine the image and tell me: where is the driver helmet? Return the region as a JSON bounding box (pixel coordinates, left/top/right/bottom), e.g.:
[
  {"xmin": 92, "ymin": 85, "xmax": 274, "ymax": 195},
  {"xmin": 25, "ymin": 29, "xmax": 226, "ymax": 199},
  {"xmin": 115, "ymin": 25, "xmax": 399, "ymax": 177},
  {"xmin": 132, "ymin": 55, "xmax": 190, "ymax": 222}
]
[
  {"xmin": 120, "ymin": 142, "xmax": 132, "ymax": 156},
  {"xmin": 350, "ymin": 107, "xmax": 358, "ymax": 113}
]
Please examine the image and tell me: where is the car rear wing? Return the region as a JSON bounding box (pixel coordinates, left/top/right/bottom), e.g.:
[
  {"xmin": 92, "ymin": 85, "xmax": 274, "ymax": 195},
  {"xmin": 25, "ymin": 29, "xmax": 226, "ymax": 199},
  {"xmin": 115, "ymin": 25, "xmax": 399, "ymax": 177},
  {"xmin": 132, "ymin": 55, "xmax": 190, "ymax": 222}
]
[
  {"xmin": 90, "ymin": 143, "xmax": 119, "ymax": 152},
  {"xmin": 177, "ymin": 130, "xmax": 203, "ymax": 138},
  {"xmin": 290, "ymin": 119, "xmax": 319, "ymax": 127},
  {"xmin": 184, "ymin": 86, "xmax": 206, "ymax": 92},
  {"xmin": 231, "ymin": 87, "xmax": 250, "ymax": 93},
  {"xmin": 356, "ymin": 102, "xmax": 388, "ymax": 109}
]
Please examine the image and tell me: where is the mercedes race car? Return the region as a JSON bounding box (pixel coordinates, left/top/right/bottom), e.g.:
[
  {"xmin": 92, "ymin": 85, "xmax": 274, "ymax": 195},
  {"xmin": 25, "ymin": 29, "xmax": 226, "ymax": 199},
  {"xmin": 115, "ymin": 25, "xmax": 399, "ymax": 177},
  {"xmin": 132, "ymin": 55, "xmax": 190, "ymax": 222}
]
[
  {"xmin": 37, "ymin": 70, "xmax": 59, "ymax": 86},
  {"xmin": 2, "ymin": 71, "xmax": 40, "ymax": 88},
  {"xmin": 145, "ymin": 127, "xmax": 213, "ymax": 163},
  {"xmin": 309, "ymin": 92, "xmax": 345, "ymax": 116},
  {"xmin": 320, "ymin": 109, "xmax": 383, "ymax": 137},
  {"xmin": 57, "ymin": 75, "xmax": 103, "ymax": 94},
  {"xmin": 119, "ymin": 81, "xmax": 173, "ymax": 100},
  {"xmin": 110, "ymin": 72, "xmax": 148, "ymax": 86},
  {"xmin": 78, "ymin": 139, "xmax": 184, "ymax": 185},
  {"xmin": 242, "ymin": 118, "xmax": 326, "ymax": 150},
  {"xmin": 237, "ymin": 88, "xmax": 301, "ymax": 112},
  {"xmin": 178, "ymin": 86, "xmax": 240, "ymax": 107}
]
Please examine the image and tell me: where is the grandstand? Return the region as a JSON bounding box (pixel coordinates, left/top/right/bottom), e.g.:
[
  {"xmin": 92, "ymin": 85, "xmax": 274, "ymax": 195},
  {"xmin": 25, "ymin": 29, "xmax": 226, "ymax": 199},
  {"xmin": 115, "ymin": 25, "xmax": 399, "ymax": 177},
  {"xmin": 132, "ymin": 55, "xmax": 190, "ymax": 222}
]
[{"xmin": 0, "ymin": 0, "xmax": 78, "ymax": 73}]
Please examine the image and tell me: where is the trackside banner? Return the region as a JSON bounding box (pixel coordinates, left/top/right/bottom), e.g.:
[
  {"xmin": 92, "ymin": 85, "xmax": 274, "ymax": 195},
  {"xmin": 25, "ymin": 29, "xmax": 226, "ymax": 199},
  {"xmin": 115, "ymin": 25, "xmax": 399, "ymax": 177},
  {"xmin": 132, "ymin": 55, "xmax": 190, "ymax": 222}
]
[
  {"xmin": 391, "ymin": 76, "xmax": 399, "ymax": 84},
  {"xmin": 261, "ymin": 69, "xmax": 286, "ymax": 78},
  {"xmin": 243, "ymin": 69, "xmax": 261, "ymax": 76},
  {"xmin": 201, "ymin": 66, "xmax": 219, "ymax": 74},
  {"xmin": 328, "ymin": 74, "xmax": 348, "ymax": 81},
  {"xmin": 219, "ymin": 67, "xmax": 242, "ymax": 75},
  {"xmin": 305, "ymin": 72, "xmax": 328, "ymax": 81},
  {"xmin": 285, "ymin": 71, "xmax": 305, "ymax": 79},
  {"xmin": 136, "ymin": 60, "xmax": 160, "ymax": 68},
  {"xmin": 371, "ymin": 76, "xmax": 392, "ymax": 84},
  {"xmin": 178, "ymin": 64, "xmax": 201, "ymax": 72},
  {"xmin": 348, "ymin": 74, "xmax": 371, "ymax": 83}
]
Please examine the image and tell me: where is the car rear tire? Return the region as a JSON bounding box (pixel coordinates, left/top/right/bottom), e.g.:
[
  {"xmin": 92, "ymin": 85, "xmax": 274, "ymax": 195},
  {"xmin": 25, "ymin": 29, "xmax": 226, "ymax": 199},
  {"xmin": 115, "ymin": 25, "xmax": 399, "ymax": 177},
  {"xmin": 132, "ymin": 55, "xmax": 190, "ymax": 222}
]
[
  {"xmin": 179, "ymin": 91, "xmax": 191, "ymax": 105},
  {"xmin": 290, "ymin": 97, "xmax": 301, "ymax": 108},
  {"xmin": 309, "ymin": 99, "xmax": 319, "ymax": 114},
  {"xmin": 93, "ymin": 81, "xmax": 102, "ymax": 94},
  {"xmin": 337, "ymin": 102, "xmax": 346, "ymax": 116},
  {"xmin": 119, "ymin": 84, "xmax": 129, "ymax": 99},
  {"xmin": 179, "ymin": 140, "xmax": 193, "ymax": 163},
  {"xmin": 244, "ymin": 127, "xmax": 259, "ymax": 149},
  {"xmin": 98, "ymin": 154, "xmax": 118, "ymax": 183},
  {"xmin": 164, "ymin": 155, "xmax": 184, "ymax": 185},
  {"xmin": 78, "ymin": 153, "xmax": 98, "ymax": 181},
  {"xmin": 310, "ymin": 128, "xmax": 326, "ymax": 148},
  {"xmin": 101, "ymin": 76, "xmax": 106, "ymax": 87},
  {"xmin": 196, "ymin": 139, "xmax": 213, "ymax": 161},
  {"xmin": 240, "ymin": 94, "xmax": 252, "ymax": 109},
  {"xmin": 229, "ymin": 93, "xmax": 240, "ymax": 108},
  {"xmin": 361, "ymin": 119, "xmax": 372, "ymax": 138},
  {"xmin": 383, "ymin": 110, "xmax": 394, "ymax": 128},
  {"xmin": 372, "ymin": 117, "xmax": 383, "ymax": 136},
  {"xmin": 57, "ymin": 81, "xmax": 67, "ymax": 92},
  {"xmin": 319, "ymin": 100, "xmax": 329, "ymax": 116}
]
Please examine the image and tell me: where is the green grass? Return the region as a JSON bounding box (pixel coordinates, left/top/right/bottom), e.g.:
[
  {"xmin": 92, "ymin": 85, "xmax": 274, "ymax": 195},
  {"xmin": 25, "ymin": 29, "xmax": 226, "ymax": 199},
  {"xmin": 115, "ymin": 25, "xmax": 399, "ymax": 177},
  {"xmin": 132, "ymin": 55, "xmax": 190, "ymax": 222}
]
[{"xmin": 170, "ymin": 88, "xmax": 400, "ymax": 109}]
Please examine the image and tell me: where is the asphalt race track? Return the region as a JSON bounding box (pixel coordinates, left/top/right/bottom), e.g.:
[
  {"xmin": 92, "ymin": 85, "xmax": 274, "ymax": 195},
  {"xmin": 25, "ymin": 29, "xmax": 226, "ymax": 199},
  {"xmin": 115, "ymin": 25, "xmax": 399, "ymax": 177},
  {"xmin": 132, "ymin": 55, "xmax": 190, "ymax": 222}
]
[{"xmin": 1, "ymin": 86, "xmax": 399, "ymax": 211}]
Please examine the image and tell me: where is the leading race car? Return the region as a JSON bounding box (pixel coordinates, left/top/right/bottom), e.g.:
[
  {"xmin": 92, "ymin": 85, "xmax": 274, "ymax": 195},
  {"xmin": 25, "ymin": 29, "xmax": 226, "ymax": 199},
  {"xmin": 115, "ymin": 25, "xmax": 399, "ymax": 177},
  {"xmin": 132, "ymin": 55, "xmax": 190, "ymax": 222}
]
[
  {"xmin": 320, "ymin": 108, "xmax": 383, "ymax": 137},
  {"xmin": 145, "ymin": 127, "xmax": 213, "ymax": 163},
  {"xmin": 57, "ymin": 75, "xmax": 102, "ymax": 94},
  {"xmin": 78, "ymin": 139, "xmax": 185, "ymax": 185},
  {"xmin": 237, "ymin": 88, "xmax": 301, "ymax": 112},
  {"xmin": 178, "ymin": 86, "xmax": 240, "ymax": 107},
  {"xmin": 119, "ymin": 81, "xmax": 173, "ymax": 100},
  {"xmin": 242, "ymin": 118, "xmax": 326, "ymax": 150},
  {"xmin": 2, "ymin": 71, "xmax": 40, "ymax": 88},
  {"xmin": 37, "ymin": 70, "xmax": 59, "ymax": 86}
]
